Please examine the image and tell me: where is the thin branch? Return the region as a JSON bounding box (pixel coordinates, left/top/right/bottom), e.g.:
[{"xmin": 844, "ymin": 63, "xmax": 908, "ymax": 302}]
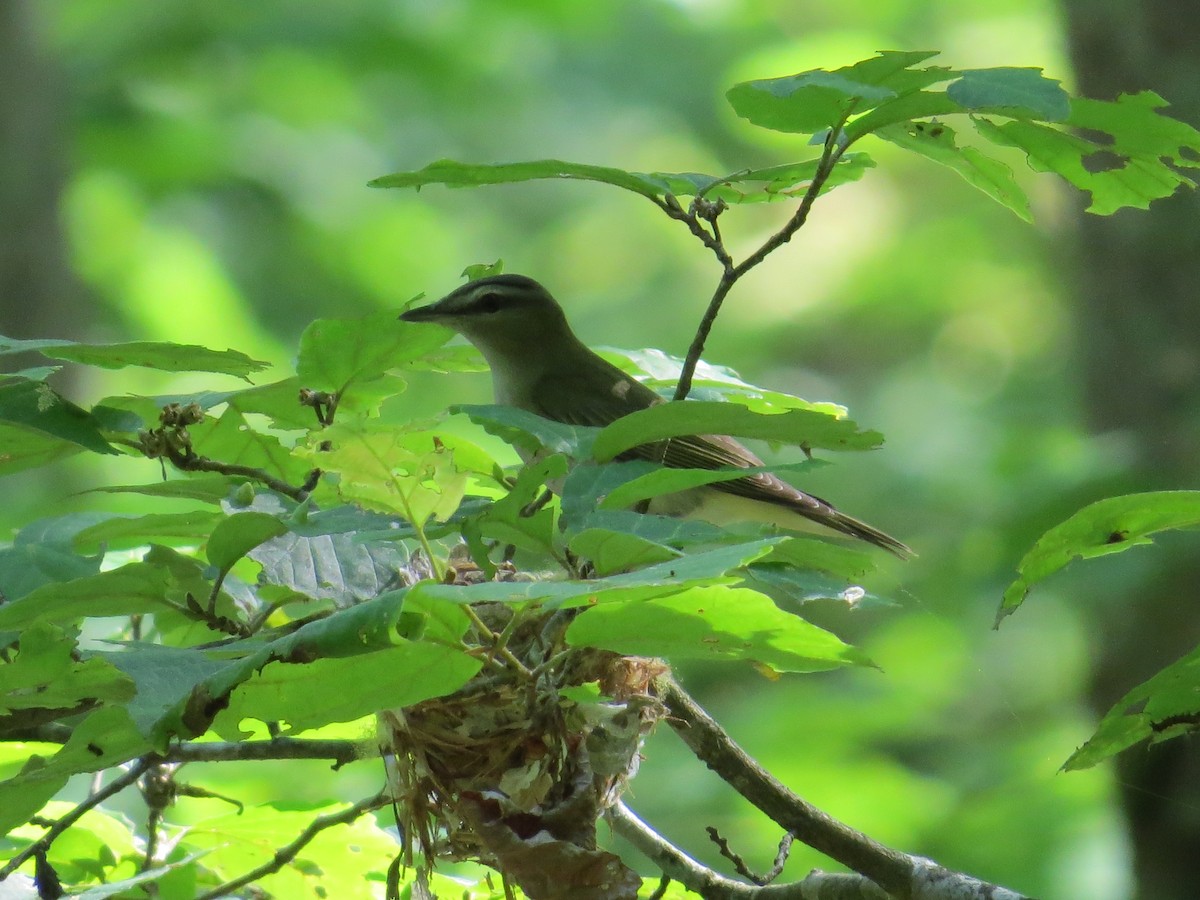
[
  {"xmin": 163, "ymin": 737, "xmax": 369, "ymax": 768},
  {"xmin": 194, "ymin": 791, "xmax": 389, "ymax": 900},
  {"xmin": 707, "ymin": 825, "xmax": 794, "ymax": 886},
  {"xmin": 163, "ymin": 446, "xmax": 311, "ymax": 502},
  {"xmin": 610, "ymin": 801, "xmax": 880, "ymax": 899},
  {"xmin": 672, "ymin": 121, "xmax": 852, "ymax": 403},
  {"xmin": 0, "ymin": 757, "xmax": 153, "ymax": 880}
]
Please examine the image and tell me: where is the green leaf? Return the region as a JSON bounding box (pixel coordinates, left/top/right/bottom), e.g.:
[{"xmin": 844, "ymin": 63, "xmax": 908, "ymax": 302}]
[
  {"xmin": 72, "ymin": 510, "xmax": 226, "ymax": 551},
  {"xmin": 727, "ymin": 51, "xmax": 946, "ymax": 134},
  {"xmin": 566, "ymin": 585, "xmax": 872, "ymax": 672},
  {"xmin": 0, "ymin": 381, "xmax": 119, "ymax": 454},
  {"xmin": 599, "ymin": 460, "xmax": 822, "ymax": 511},
  {"xmin": 0, "ymin": 335, "xmax": 269, "ymax": 380},
  {"xmin": 999, "ymin": 491, "xmax": 1200, "ymax": 623},
  {"xmin": 567, "ymin": 509, "xmax": 736, "ymax": 548},
  {"xmin": 0, "ymin": 420, "xmax": 82, "ymax": 476},
  {"xmin": 0, "ymin": 623, "xmax": 135, "ymax": 714},
  {"xmin": 188, "ymin": 407, "xmax": 311, "ymax": 485},
  {"xmin": 410, "ymin": 537, "xmax": 783, "ymax": 608},
  {"xmin": 216, "ymin": 642, "xmax": 482, "ymax": 734},
  {"xmin": 0, "ymin": 522, "xmax": 103, "ymax": 603},
  {"xmin": 454, "ymin": 403, "xmax": 599, "ymax": 458},
  {"xmin": 946, "ymin": 67, "xmax": 1069, "ymax": 121},
  {"xmin": 206, "ymin": 511, "xmax": 290, "ymax": 572},
  {"xmin": 91, "ymin": 645, "xmax": 232, "ymax": 738},
  {"xmin": 89, "ymin": 474, "xmax": 248, "ymax": 505},
  {"xmin": 568, "ymin": 528, "xmax": 679, "ymax": 577},
  {"xmin": 975, "ymin": 91, "xmax": 1200, "ymax": 215},
  {"xmin": 300, "ymin": 421, "xmax": 469, "ymax": 526},
  {"xmin": 0, "ymin": 562, "xmax": 173, "ymax": 630},
  {"xmin": 877, "ymin": 121, "xmax": 1031, "ymax": 221},
  {"xmin": 465, "ymin": 454, "xmax": 567, "ymax": 557},
  {"xmin": 296, "ymin": 310, "xmax": 451, "ymax": 395},
  {"xmin": 761, "ymin": 536, "xmax": 876, "ymax": 580},
  {"xmin": 0, "ymin": 707, "xmax": 149, "ymax": 835},
  {"xmin": 592, "ymin": 401, "xmax": 881, "ymax": 463},
  {"xmin": 1065, "ymin": 643, "xmax": 1200, "ymax": 770}
]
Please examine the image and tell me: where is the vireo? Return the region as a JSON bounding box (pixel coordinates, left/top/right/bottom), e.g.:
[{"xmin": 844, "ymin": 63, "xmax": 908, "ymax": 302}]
[{"xmin": 400, "ymin": 274, "xmax": 910, "ymax": 557}]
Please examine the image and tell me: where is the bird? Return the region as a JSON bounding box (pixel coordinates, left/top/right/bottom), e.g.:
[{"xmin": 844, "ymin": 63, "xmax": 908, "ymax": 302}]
[{"xmin": 399, "ymin": 274, "xmax": 911, "ymax": 557}]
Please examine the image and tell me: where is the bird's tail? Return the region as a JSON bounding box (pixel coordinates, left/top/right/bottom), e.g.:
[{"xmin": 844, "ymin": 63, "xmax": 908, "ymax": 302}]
[{"xmin": 821, "ymin": 510, "xmax": 914, "ymax": 559}]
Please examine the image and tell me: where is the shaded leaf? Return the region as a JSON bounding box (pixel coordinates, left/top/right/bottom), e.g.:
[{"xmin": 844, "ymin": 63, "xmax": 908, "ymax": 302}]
[
  {"xmin": 297, "ymin": 311, "xmax": 451, "ymax": 395},
  {"xmin": 0, "ymin": 563, "xmax": 173, "ymax": 630},
  {"xmin": 945, "ymin": 67, "xmax": 1069, "ymax": 121},
  {"xmin": 0, "ymin": 335, "xmax": 268, "ymax": 380},
  {"xmin": 0, "ymin": 381, "xmax": 119, "ymax": 454}
]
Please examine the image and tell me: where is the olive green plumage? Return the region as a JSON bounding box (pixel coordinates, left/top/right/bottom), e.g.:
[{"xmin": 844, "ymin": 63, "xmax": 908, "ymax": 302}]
[{"xmin": 400, "ymin": 274, "xmax": 911, "ymax": 558}]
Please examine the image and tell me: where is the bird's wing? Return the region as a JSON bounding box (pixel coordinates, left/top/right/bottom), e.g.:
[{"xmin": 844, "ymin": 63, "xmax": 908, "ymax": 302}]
[{"xmin": 530, "ymin": 362, "xmax": 911, "ymax": 557}]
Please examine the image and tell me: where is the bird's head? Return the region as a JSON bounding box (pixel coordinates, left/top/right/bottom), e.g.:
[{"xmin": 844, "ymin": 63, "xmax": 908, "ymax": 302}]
[{"xmin": 399, "ymin": 274, "xmax": 575, "ymax": 362}]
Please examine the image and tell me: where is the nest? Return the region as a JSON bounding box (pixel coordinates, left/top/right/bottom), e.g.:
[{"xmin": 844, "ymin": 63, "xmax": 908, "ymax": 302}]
[{"xmin": 378, "ymin": 588, "xmax": 667, "ymax": 900}]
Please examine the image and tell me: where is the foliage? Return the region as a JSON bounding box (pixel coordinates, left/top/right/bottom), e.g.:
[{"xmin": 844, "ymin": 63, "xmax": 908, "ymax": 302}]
[{"xmin": 2, "ymin": 46, "xmax": 1197, "ymax": 899}]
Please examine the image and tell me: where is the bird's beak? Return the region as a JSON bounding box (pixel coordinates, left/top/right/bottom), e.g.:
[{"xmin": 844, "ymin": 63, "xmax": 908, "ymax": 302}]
[{"xmin": 398, "ymin": 303, "xmax": 443, "ymax": 323}]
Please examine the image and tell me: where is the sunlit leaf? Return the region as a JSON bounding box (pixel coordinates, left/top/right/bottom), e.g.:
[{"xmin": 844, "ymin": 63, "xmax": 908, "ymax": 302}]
[
  {"xmin": 0, "ymin": 563, "xmax": 173, "ymax": 630},
  {"xmin": 206, "ymin": 511, "xmax": 289, "ymax": 572},
  {"xmin": 877, "ymin": 121, "xmax": 1031, "ymax": 221},
  {"xmin": 592, "ymin": 401, "xmax": 881, "ymax": 462},
  {"xmin": 296, "ymin": 310, "xmax": 451, "ymax": 394},
  {"xmin": 1065, "ymin": 643, "xmax": 1200, "ymax": 770},
  {"xmin": 999, "ymin": 491, "xmax": 1200, "ymax": 623},
  {"xmin": 567, "ymin": 584, "xmax": 872, "ymax": 672}
]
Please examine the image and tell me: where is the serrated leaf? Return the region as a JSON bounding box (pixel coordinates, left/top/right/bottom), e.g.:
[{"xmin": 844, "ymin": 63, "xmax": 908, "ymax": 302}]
[
  {"xmin": 0, "ymin": 335, "xmax": 268, "ymax": 380},
  {"xmin": 566, "ymin": 584, "xmax": 871, "ymax": 672},
  {"xmin": 999, "ymin": 491, "xmax": 1200, "ymax": 623},
  {"xmin": 975, "ymin": 91, "xmax": 1200, "ymax": 214},
  {"xmin": 188, "ymin": 407, "xmax": 311, "ymax": 485},
  {"xmin": 206, "ymin": 512, "xmax": 289, "ymax": 572},
  {"xmin": 300, "ymin": 421, "xmax": 469, "ymax": 526},
  {"xmin": 465, "ymin": 454, "xmax": 567, "ymax": 556},
  {"xmin": 727, "ymin": 51, "xmax": 947, "ymax": 134},
  {"xmin": 297, "ymin": 310, "xmax": 451, "ymax": 395},
  {"xmin": 0, "ymin": 380, "xmax": 119, "ymax": 454},
  {"xmin": 592, "ymin": 401, "xmax": 880, "ymax": 463},
  {"xmin": 946, "ymin": 67, "xmax": 1069, "ymax": 121},
  {"xmin": 877, "ymin": 121, "xmax": 1031, "ymax": 221}
]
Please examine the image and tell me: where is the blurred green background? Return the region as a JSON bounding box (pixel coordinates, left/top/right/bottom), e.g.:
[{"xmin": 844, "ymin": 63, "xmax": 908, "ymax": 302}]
[{"xmin": 3, "ymin": 1, "xmax": 1199, "ymax": 898}]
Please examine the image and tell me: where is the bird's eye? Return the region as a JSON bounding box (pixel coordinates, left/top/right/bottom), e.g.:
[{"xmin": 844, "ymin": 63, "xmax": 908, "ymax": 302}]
[{"xmin": 477, "ymin": 292, "xmax": 502, "ymax": 314}]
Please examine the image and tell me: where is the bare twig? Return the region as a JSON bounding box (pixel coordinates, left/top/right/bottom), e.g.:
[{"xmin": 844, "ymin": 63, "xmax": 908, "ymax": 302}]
[
  {"xmin": 163, "ymin": 445, "xmax": 310, "ymax": 502},
  {"xmin": 194, "ymin": 791, "xmax": 389, "ymax": 900},
  {"xmin": 670, "ymin": 117, "xmax": 854, "ymax": 403},
  {"xmin": 707, "ymin": 825, "xmax": 794, "ymax": 886}
]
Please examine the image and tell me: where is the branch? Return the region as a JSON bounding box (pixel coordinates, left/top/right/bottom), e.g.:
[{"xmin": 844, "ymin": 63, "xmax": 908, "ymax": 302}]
[
  {"xmin": 672, "ymin": 124, "xmax": 851, "ymax": 402},
  {"xmin": 0, "ymin": 757, "xmax": 153, "ymax": 880},
  {"xmin": 164, "ymin": 445, "xmax": 310, "ymax": 503},
  {"xmin": 162, "ymin": 737, "xmax": 369, "ymax": 767},
  {"xmin": 610, "ymin": 801, "xmax": 888, "ymax": 899},
  {"xmin": 194, "ymin": 791, "xmax": 390, "ymax": 900},
  {"xmin": 657, "ymin": 675, "xmax": 1033, "ymax": 900}
]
